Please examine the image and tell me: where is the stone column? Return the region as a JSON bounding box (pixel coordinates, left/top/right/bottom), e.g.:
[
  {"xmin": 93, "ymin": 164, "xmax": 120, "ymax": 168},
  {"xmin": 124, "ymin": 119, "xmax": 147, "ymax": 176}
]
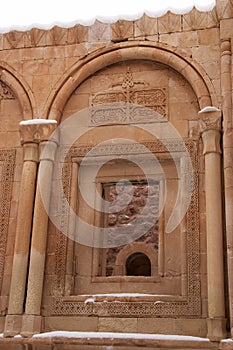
[
  {"xmin": 4, "ymin": 123, "xmax": 39, "ymax": 337},
  {"xmin": 221, "ymin": 38, "xmax": 233, "ymax": 337},
  {"xmin": 21, "ymin": 121, "xmax": 57, "ymax": 337},
  {"xmin": 199, "ymin": 107, "xmax": 226, "ymax": 341}
]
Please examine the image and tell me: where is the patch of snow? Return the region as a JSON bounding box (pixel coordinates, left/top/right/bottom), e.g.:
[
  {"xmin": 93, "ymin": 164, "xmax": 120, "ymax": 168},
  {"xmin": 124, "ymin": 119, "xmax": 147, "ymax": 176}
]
[
  {"xmin": 14, "ymin": 334, "xmax": 22, "ymax": 338},
  {"xmin": 199, "ymin": 106, "xmax": 220, "ymax": 113},
  {"xmin": 33, "ymin": 331, "xmax": 210, "ymax": 342},
  {"xmin": 221, "ymin": 339, "xmax": 233, "ymax": 343},
  {"xmin": 0, "ymin": 0, "xmax": 216, "ymax": 34},
  {"xmin": 84, "ymin": 297, "xmax": 95, "ymax": 304},
  {"xmin": 82, "ymin": 293, "xmax": 166, "ymax": 297},
  {"xmin": 0, "ymin": 334, "xmax": 3, "ymax": 338},
  {"xmin": 19, "ymin": 119, "xmax": 57, "ymax": 125}
]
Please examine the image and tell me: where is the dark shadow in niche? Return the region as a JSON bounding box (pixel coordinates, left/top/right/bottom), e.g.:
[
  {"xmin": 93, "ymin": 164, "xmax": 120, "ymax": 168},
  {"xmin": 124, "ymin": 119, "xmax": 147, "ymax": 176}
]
[{"xmin": 126, "ymin": 252, "xmax": 151, "ymax": 276}]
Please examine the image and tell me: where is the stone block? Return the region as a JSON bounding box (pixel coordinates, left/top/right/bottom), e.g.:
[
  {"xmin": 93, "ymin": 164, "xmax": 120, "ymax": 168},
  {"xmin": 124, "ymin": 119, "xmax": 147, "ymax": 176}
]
[
  {"xmin": 4, "ymin": 315, "xmax": 22, "ymax": 337},
  {"xmin": 21, "ymin": 315, "xmax": 42, "ymax": 337},
  {"xmin": 220, "ymin": 18, "xmax": 233, "ymax": 39},
  {"xmin": 207, "ymin": 317, "xmax": 227, "ymax": 341},
  {"xmin": 111, "ymin": 20, "xmax": 134, "ymax": 41},
  {"xmin": 98, "ymin": 317, "xmax": 137, "ymax": 333},
  {"xmin": 44, "ymin": 316, "xmax": 98, "ymax": 332},
  {"xmin": 158, "ymin": 11, "xmax": 182, "ymax": 34}
]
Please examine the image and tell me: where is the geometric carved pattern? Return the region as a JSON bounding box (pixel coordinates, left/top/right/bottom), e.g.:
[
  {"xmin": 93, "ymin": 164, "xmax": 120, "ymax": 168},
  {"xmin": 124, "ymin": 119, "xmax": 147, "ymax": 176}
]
[
  {"xmin": 51, "ymin": 139, "xmax": 201, "ymax": 317},
  {"xmin": 90, "ymin": 68, "xmax": 167, "ymax": 126},
  {"xmin": 0, "ymin": 81, "xmax": 15, "ymax": 100},
  {"xmin": 0, "ymin": 149, "xmax": 15, "ymax": 293}
]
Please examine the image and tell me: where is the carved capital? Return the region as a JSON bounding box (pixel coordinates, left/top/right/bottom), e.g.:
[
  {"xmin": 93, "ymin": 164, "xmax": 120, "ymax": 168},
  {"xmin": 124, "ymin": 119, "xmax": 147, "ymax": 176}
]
[
  {"xmin": 199, "ymin": 107, "xmax": 222, "ymax": 133},
  {"xmin": 199, "ymin": 107, "xmax": 222, "ymax": 155},
  {"xmin": 19, "ymin": 119, "xmax": 58, "ymax": 145}
]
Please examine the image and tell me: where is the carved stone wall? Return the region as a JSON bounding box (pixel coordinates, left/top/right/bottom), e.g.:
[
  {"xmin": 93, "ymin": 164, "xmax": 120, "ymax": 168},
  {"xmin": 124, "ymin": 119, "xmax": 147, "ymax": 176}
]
[
  {"xmin": 46, "ymin": 139, "xmax": 201, "ymax": 317},
  {"xmin": 0, "ymin": 149, "xmax": 15, "ymax": 292}
]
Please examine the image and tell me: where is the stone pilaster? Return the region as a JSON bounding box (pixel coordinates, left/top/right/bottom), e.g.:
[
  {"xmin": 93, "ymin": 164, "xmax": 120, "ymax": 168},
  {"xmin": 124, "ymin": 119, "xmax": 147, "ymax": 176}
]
[
  {"xmin": 199, "ymin": 107, "xmax": 226, "ymax": 341},
  {"xmin": 4, "ymin": 123, "xmax": 39, "ymax": 337}
]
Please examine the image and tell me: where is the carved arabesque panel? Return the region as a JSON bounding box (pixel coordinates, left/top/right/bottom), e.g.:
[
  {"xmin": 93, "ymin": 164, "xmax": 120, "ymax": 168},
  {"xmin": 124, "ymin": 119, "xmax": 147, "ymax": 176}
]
[
  {"xmin": 0, "ymin": 149, "xmax": 15, "ymax": 293},
  {"xmin": 50, "ymin": 139, "xmax": 201, "ymax": 317}
]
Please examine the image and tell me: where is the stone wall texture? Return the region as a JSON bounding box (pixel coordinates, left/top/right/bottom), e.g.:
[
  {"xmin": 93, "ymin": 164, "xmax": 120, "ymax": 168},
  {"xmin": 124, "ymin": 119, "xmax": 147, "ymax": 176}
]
[{"xmin": 0, "ymin": 0, "xmax": 233, "ymax": 348}]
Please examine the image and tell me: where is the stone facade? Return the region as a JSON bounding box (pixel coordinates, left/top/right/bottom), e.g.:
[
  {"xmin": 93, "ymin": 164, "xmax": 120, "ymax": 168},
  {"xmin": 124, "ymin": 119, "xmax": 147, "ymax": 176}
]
[{"xmin": 0, "ymin": 1, "xmax": 233, "ymax": 349}]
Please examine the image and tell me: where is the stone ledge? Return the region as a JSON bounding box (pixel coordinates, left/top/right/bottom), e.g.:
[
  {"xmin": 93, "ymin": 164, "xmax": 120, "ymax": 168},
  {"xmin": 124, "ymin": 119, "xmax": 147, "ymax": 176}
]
[{"xmin": 0, "ymin": 333, "xmax": 221, "ymax": 350}]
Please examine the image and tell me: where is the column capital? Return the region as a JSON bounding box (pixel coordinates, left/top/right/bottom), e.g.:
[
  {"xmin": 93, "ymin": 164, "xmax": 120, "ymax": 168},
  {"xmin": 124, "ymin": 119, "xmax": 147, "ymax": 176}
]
[
  {"xmin": 19, "ymin": 119, "xmax": 57, "ymax": 145},
  {"xmin": 199, "ymin": 107, "xmax": 222, "ymax": 133},
  {"xmin": 199, "ymin": 107, "xmax": 222, "ymax": 155}
]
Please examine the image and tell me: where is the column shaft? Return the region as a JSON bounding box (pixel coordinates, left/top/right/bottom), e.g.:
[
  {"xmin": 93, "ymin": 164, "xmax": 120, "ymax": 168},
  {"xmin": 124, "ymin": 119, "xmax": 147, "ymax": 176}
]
[
  {"xmin": 8, "ymin": 144, "xmax": 38, "ymax": 315},
  {"xmin": 25, "ymin": 140, "xmax": 57, "ymax": 315},
  {"xmin": 200, "ymin": 110, "xmax": 226, "ymax": 340}
]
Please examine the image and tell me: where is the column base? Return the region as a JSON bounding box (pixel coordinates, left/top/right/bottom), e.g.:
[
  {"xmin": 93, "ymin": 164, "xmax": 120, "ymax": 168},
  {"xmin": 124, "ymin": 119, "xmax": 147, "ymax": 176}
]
[
  {"xmin": 3, "ymin": 315, "xmax": 22, "ymax": 337},
  {"xmin": 21, "ymin": 315, "xmax": 42, "ymax": 337},
  {"xmin": 207, "ymin": 317, "xmax": 227, "ymax": 341}
]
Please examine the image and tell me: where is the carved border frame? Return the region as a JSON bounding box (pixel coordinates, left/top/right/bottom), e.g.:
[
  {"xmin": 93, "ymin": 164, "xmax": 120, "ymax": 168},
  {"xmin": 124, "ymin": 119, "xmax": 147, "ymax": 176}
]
[
  {"xmin": 0, "ymin": 149, "xmax": 16, "ymax": 293},
  {"xmin": 49, "ymin": 139, "xmax": 201, "ymax": 317}
]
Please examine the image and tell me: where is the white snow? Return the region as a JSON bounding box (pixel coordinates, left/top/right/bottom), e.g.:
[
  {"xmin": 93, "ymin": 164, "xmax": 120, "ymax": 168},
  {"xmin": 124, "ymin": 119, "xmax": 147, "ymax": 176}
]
[
  {"xmin": 0, "ymin": 0, "xmax": 216, "ymax": 34},
  {"xmin": 199, "ymin": 106, "xmax": 220, "ymax": 113},
  {"xmin": 19, "ymin": 119, "xmax": 57, "ymax": 125},
  {"xmin": 221, "ymin": 338, "xmax": 233, "ymax": 343},
  {"xmin": 32, "ymin": 331, "xmax": 210, "ymax": 342},
  {"xmin": 82, "ymin": 293, "xmax": 169, "ymax": 303}
]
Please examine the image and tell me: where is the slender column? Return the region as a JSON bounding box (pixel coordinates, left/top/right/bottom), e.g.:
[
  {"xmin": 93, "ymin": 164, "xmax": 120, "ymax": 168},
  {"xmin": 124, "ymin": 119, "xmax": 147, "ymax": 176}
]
[
  {"xmin": 221, "ymin": 38, "xmax": 233, "ymax": 336},
  {"xmin": 199, "ymin": 108, "xmax": 226, "ymax": 341},
  {"xmin": 4, "ymin": 124, "xmax": 39, "ymax": 337},
  {"xmin": 21, "ymin": 121, "xmax": 57, "ymax": 337}
]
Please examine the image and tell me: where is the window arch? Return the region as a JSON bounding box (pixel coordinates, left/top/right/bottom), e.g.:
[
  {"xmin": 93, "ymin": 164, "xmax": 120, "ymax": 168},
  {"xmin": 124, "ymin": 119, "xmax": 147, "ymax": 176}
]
[{"xmin": 126, "ymin": 252, "xmax": 151, "ymax": 276}]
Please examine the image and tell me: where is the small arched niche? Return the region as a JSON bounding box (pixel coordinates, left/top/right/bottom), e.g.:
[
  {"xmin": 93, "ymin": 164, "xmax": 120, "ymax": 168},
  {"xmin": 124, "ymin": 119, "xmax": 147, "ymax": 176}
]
[{"xmin": 126, "ymin": 252, "xmax": 151, "ymax": 276}]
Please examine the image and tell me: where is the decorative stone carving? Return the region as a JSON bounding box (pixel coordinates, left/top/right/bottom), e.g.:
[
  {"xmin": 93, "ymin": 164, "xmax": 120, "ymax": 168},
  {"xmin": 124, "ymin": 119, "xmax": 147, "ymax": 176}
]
[
  {"xmin": 157, "ymin": 12, "xmax": 181, "ymax": 34},
  {"xmin": 134, "ymin": 14, "xmax": 158, "ymax": 38},
  {"xmin": 0, "ymin": 81, "xmax": 15, "ymax": 100},
  {"xmin": 51, "ymin": 139, "xmax": 201, "ymax": 317},
  {"xmin": 183, "ymin": 8, "xmax": 218, "ymax": 31},
  {"xmin": 19, "ymin": 120, "xmax": 57, "ymax": 145},
  {"xmin": 89, "ymin": 20, "xmax": 111, "ymax": 42},
  {"xmin": 111, "ymin": 20, "xmax": 134, "ymax": 41},
  {"xmin": 90, "ymin": 68, "xmax": 168, "ymax": 126},
  {"xmin": 0, "ymin": 149, "xmax": 15, "ymax": 292}
]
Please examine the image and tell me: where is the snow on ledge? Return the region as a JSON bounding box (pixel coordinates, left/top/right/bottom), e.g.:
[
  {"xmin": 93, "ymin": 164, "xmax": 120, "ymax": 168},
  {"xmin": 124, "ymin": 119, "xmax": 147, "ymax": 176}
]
[
  {"xmin": 19, "ymin": 119, "xmax": 57, "ymax": 125},
  {"xmin": 199, "ymin": 106, "xmax": 221, "ymax": 114},
  {"xmin": 0, "ymin": 1, "xmax": 216, "ymax": 34},
  {"xmin": 32, "ymin": 331, "xmax": 210, "ymax": 342}
]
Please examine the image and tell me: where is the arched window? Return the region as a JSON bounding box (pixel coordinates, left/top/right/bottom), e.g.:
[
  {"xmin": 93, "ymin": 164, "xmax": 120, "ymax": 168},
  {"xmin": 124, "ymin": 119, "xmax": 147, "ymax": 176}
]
[{"xmin": 126, "ymin": 252, "xmax": 151, "ymax": 276}]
